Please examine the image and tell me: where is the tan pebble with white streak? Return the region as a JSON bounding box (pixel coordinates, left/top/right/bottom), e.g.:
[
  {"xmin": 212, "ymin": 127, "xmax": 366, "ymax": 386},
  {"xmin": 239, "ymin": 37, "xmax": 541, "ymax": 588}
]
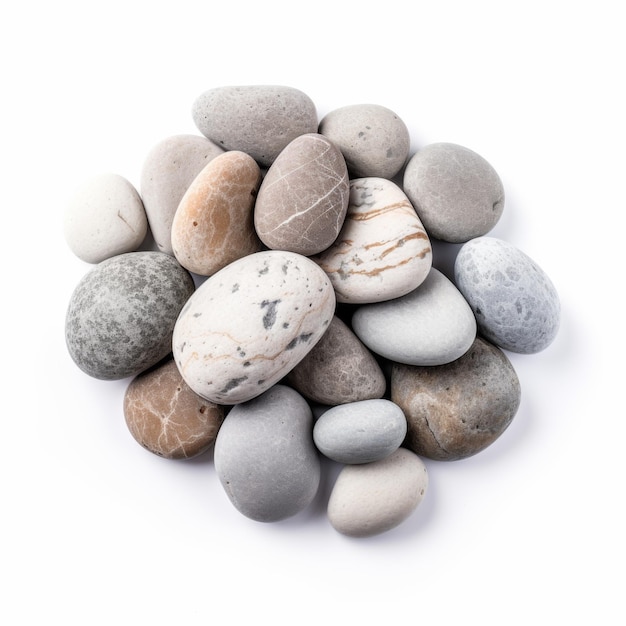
[{"xmin": 313, "ymin": 177, "xmax": 432, "ymax": 303}]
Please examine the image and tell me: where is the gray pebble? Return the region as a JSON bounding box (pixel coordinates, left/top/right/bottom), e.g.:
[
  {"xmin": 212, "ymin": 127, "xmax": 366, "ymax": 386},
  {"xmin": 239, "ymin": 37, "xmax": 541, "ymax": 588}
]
[
  {"xmin": 65, "ymin": 251, "xmax": 195, "ymax": 380},
  {"xmin": 454, "ymin": 236, "xmax": 560, "ymax": 353},
  {"xmin": 214, "ymin": 385, "xmax": 320, "ymax": 522}
]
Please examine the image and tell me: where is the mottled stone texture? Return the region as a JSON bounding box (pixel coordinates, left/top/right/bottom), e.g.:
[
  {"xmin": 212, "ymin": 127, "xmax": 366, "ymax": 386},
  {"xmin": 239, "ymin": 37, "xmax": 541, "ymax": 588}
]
[
  {"xmin": 192, "ymin": 85, "xmax": 318, "ymax": 167},
  {"xmin": 171, "ymin": 150, "xmax": 263, "ymax": 277},
  {"xmin": 65, "ymin": 251, "xmax": 195, "ymax": 380},
  {"xmin": 454, "ymin": 236, "xmax": 560, "ymax": 354},
  {"xmin": 140, "ymin": 134, "xmax": 224, "ymax": 255},
  {"xmin": 391, "ymin": 337, "xmax": 521, "ymax": 461},
  {"xmin": 286, "ymin": 315, "xmax": 386, "ymax": 405},
  {"xmin": 403, "ymin": 142, "xmax": 505, "ymax": 243},
  {"xmin": 319, "ymin": 103, "xmax": 410, "ymax": 179},
  {"xmin": 254, "ymin": 133, "xmax": 349, "ymax": 256},
  {"xmin": 214, "ymin": 385, "xmax": 320, "ymax": 522},
  {"xmin": 124, "ymin": 358, "xmax": 224, "ymax": 459}
]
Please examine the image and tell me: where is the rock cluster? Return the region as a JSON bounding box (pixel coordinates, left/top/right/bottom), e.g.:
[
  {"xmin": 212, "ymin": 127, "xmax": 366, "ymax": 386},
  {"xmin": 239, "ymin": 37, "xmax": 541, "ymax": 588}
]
[{"xmin": 64, "ymin": 84, "xmax": 560, "ymax": 538}]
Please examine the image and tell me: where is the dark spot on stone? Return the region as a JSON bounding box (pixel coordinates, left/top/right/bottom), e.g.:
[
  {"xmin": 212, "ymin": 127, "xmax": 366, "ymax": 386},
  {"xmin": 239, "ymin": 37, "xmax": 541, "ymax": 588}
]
[
  {"xmin": 283, "ymin": 322, "xmax": 289, "ymax": 328},
  {"xmin": 199, "ymin": 406, "xmax": 206, "ymax": 414},
  {"xmin": 282, "ymin": 264, "xmax": 289, "ymax": 274},
  {"xmin": 260, "ymin": 299, "xmax": 281, "ymax": 329},
  {"xmin": 193, "ymin": 312, "xmax": 202, "ymax": 317},
  {"xmin": 192, "ymin": 221, "xmax": 198, "ymax": 227},
  {"xmin": 257, "ymin": 379, "xmax": 265, "ymax": 385},
  {"xmin": 232, "ymin": 283, "xmax": 239, "ymax": 293},
  {"xmin": 285, "ymin": 338, "xmax": 298, "ymax": 350},
  {"xmin": 259, "ymin": 265, "xmax": 269, "ymax": 276},
  {"xmin": 386, "ymin": 148, "xmax": 393, "ymax": 158},
  {"xmin": 220, "ymin": 376, "xmax": 248, "ymax": 394},
  {"xmin": 358, "ymin": 131, "xmax": 365, "ymax": 138},
  {"xmin": 243, "ymin": 361, "xmax": 251, "ymax": 367}
]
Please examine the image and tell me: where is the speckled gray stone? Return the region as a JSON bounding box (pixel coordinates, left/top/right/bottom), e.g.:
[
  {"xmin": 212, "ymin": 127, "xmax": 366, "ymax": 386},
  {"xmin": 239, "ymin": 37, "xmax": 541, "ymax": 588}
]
[
  {"xmin": 454, "ymin": 236, "xmax": 560, "ymax": 353},
  {"xmin": 313, "ymin": 399, "xmax": 407, "ymax": 464},
  {"xmin": 351, "ymin": 268, "xmax": 476, "ymax": 366},
  {"xmin": 192, "ymin": 85, "xmax": 318, "ymax": 167},
  {"xmin": 318, "ymin": 104, "xmax": 410, "ymax": 179},
  {"xmin": 286, "ymin": 315, "xmax": 386, "ymax": 405},
  {"xmin": 214, "ymin": 385, "xmax": 320, "ymax": 522},
  {"xmin": 65, "ymin": 251, "xmax": 195, "ymax": 380},
  {"xmin": 403, "ymin": 142, "xmax": 505, "ymax": 243},
  {"xmin": 391, "ymin": 337, "xmax": 521, "ymax": 461},
  {"xmin": 254, "ymin": 133, "xmax": 349, "ymax": 255}
]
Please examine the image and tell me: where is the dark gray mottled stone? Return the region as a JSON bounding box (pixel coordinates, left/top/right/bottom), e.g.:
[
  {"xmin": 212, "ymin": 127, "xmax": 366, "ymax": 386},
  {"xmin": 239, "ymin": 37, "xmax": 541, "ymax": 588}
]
[
  {"xmin": 65, "ymin": 251, "xmax": 195, "ymax": 380},
  {"xmin": 214, "ymin": 385, "xmax": 320, "ymax": 522},
  {"xmin": 192, "ymin": 85, "xmax": 318, "ymax": 167},
  {"xmin": 391, "ymin": 336, "xmax": 521, "ymax": 461},
  {"xmin": 403, "ymin": 142, "xmax": 505, "ymax": 243},
  {"xmin": 454, "ymin": 236, "xmax": 560, "ymax": 354},
  {"xmin": 313, "ymin": 399, "xmax": 407, "ymax": 464}
]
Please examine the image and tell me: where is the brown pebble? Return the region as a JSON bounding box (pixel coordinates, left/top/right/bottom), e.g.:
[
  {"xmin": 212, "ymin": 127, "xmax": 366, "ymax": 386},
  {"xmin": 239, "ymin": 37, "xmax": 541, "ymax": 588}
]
[{"xmin": 124, "ymin": 358, "xmax": 224, "ymax": 459}]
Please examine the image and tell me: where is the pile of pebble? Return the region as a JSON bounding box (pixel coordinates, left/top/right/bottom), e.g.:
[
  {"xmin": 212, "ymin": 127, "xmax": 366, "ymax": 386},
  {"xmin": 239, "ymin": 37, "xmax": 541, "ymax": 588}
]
[{"xmin": 64, "ymin": 85, "xmax": 560, "ymax": 538}]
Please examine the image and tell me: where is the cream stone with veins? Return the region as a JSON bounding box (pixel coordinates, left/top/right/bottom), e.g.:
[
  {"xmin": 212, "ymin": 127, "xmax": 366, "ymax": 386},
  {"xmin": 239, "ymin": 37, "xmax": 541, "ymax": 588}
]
[{"xmin": 312, "ymin": 177, "xmax": 432, "ymax": 303}]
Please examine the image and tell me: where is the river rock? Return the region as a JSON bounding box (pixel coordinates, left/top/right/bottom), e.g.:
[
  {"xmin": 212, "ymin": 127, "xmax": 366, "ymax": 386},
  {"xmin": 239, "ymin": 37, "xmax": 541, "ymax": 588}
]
[
  {"xmin": 171, "ymin": 150, "xmax": 263, "ymax": 276},
  {"xmin": 391, "ymin": 336, "xmax": 521, "ymax": 461},
  {"xmin": 192, "ymin": 85, "xmax": 318, "ymax": 167},
  {"xmin": 140, "ymin": 134, "xmax": 224, "ymax": 255},
  {"xmin": 351, "ymin": 268, "xmax": 476, "ymax": 366},
  {"xmin": 123, "ymin": 358, "xmax": 224, "ymax": 459},
  {"xmin": 313, "ymin": 399, "xmax": 407, "ymax": 464},
  {"xmin": 64, "ymin": 173, "xmax": 147, "ymax": 264},
  {"xmin": 313, "ymin": 177, "xmax": 432, "ymax": 303},
  {"xmin": 403, "ymin": 142, "xmax": 505, "ymax": 243},
  {"xmin": 454, "ymin": 236, "xmax": 560, "ymax": 353},
  {"xmin": 254, "ymin": 133, "xmax": 349, "ymax": 255},
  {"xmin": 173, "ymin": 250, "xmax": 336, "ymax": 405},
  {"xmin": 286, "ymin": 315, "xmax": 386, "ymax": 405},
  {"xmin": 214, "ymin": 385, "xmax": 320, "ymax": 522},
  {"xmin": 66, "ymin": 251, "xmax": 195, "ymax": 380},
  {"xmin": 327, "ymin": 447, "xmax": 428, "ymax": 537},
  {"xmin": 318, "ymin": 103, "xmax": 410, "ymax": 179}
]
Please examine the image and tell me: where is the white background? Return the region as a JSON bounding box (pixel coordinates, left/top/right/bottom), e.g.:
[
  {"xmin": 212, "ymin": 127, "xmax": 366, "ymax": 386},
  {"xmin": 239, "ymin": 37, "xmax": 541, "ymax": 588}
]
[{"xmin": 2, "ymin": 1, "xmax": 624, "ymax": 623}]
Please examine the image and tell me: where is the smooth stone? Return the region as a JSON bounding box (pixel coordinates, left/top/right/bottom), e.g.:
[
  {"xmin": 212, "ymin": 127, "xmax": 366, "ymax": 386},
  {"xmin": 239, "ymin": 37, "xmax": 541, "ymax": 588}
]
[
  {"xmin": 286, "ymin": 315, "xmax": 386, "ymax": 405},
  {"xmin": 123, "ymin": 358, "xmax": 224, "ymax": 459},
  {"xmin": 64, "ymin": 173, "xmax": 147, "ymax": 264},
  {"xmin": 351, "ymin": 268, "xmax": 476, "ymax": 366},
  {"xmin": 140, "ymin": 134, "xmax": 224, "ymax": 255},
  {"xmin": 403, "ymin": 142, "xmax": 505, "ymax": 243},
  {"xmin": 391, "ymin": 336, "xmax": 521, "ymax": 461},
  {"xmin": 254, "ymin": 133, "xmax": 349, "ymax": 255},
  {"xmin": 313, "ymin": 399, "xmax": 407, "ymax": 464},
  {"xmin": 313, "ymin": 177, "xmax": 432, "ymax": 303},
  {"xmin": 318, "ymin": 103, "xmax": 410, "ymax": 179},
  {"xmin": 173, "ymin": 250, "xmax": 336, "ymax": 405},
  {"xmin": 327, "ymin": 447, "xmax": 428, "ymax": 537},
  {"xmin": 171, "ymin": 150, "xmax": 263, "ymax": 276},
  {"xmin": 214, "ymin": 385, "xmax": 320, "ymax": 522},
  {"xmin": 66, "ymin": 252, "xmax": 195, "ymax": 380},
  {"xmin": 454, "ymin": 236, "xmax": 560, "ymax": 353},
  {"xmin": 192, "ymin": 85, "xmax": 318, "ymax": 167}
]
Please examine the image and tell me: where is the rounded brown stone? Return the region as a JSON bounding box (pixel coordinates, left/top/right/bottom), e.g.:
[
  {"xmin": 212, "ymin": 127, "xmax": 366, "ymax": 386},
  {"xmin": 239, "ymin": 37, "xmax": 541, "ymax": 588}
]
[
  {"xmin": 123, "ymin": 358, "xmax": 225, "ymax": 459},
  {"xmin": 390, "ymin": 336, "xmax": 521, "ymax": 461},
  {"xmin": 286, "ymin": 315, "xmax": 387, "ymax": 405}
]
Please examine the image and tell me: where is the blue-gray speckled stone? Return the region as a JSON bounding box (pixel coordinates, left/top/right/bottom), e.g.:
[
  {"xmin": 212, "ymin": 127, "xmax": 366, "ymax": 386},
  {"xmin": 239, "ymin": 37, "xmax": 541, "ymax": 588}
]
[
  {"xmin": 214, "ymin": 385, "xmax": 320, "ymax": 522},
  {"xmin": 454, "ymin": 236, "xmax": 560, "ymax": 354},
  {"xmin": 65, "ymin": 251, "xmax": 195, "ymax": 380},
  {"xmin": 313, "ymin": 399, "xmax": 407, "ymax": 464}
]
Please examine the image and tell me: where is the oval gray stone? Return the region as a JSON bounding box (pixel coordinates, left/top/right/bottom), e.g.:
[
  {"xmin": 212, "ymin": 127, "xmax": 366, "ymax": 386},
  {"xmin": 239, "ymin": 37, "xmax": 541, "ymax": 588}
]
[
  {"xmin": 313, "ymin": 399, "xmax": 407, "ymax": 464},
  {"xmin": 454, "ymin": 236, "xmax": 560, "ymax": 353},
  {"xmin": 391, "ymin": 336, "xmax": 521, "ymax": 461},
  {"xmin": 286, "ymin": 315, "xmax": 386, "ymax": 405},
  {"xmin": 254, "ymin": 133, "xmax": 349, "ymax": 255},
  {"xmin": 403, "ymin": 142, "xmax": 505, "ymax": 243},
  {"xmin": 140, "ymin": 134, "xmax": 224, "ymax": 255},
  {"xmin": 351, "ymin": 268, "xmax": 476, "ymax": 366},
  {"xmin": 327, "ymin": 447, "xmax": 428, "ymax": 537},
  {"xmin": 319, "ymin": 103, "xmax": 410, "ymax": 179},
  {"xmin": 192, "ymin": 85, "xmax": 318, "ymax": 167},
  {"xmin": 214, "ymin": 385, "xmax": 320, "ymax": 522},
  {"xmin": 65, "ymin": 251, "xmax": 195, "ymax": 380}
]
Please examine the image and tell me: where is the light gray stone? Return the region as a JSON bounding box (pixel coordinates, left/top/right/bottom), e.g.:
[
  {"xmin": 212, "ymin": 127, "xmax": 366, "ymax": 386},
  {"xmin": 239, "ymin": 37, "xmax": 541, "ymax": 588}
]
[
  {"xmin": 454, "ymin": 236, "xmax": 560, "ymax": 353},
  {"xmin": 214, "ymin": 385, "xmax": 320, "ymax": 522},
  {"xmin": 403, "ymin": 142, "xmax": 505, "ymax": 243},
  {"xmin": 313, "ymin": 399, "xmax": 407, "ymax": 464},
  {"xmin": 351, "ymin": 268, "xmax": 476, "ymax": 366}
]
